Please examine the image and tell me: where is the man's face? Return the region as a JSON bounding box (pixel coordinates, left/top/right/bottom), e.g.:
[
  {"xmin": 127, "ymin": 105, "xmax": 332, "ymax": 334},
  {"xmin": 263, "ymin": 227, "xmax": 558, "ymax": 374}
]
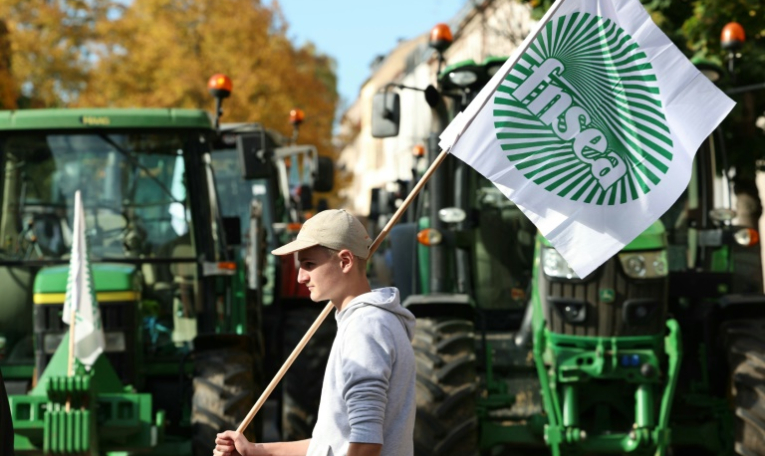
[{"xmin": 297, "ymin": 246, "xmax": 344, "ymax": 302}]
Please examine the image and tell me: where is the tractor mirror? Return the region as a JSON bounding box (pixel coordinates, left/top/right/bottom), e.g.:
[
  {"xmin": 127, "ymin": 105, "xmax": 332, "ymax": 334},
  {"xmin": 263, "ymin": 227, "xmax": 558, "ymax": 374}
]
[
  {"xmin": 222, "ymin": 216, "xmax": 242, "ymax": 246},
  {"xmin": 237, "ymin": 132, "xmax": 274, "ymax": 180},
  {"xmin": 371, "ymin": 91, "xmax": 400, "ymax": 138},
  {"xmin": 314, "ymin": 156, "xmax": 334, "ymax": 193}
]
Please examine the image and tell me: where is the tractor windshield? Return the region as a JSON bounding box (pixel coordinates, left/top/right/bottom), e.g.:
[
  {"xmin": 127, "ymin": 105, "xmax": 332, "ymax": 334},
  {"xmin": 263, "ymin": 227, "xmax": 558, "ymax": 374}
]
[
  {"xmin": 0, "ymin": 132, "xmax": 194, "ymax": 262},
  {"xmin": 210, "ymin": 148, "xmax": 276, "ymax": 243}
]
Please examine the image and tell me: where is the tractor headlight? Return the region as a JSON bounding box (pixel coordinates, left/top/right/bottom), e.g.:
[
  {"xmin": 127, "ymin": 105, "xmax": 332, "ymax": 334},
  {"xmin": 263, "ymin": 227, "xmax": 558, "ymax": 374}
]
[
  {"xmin": 542, "ymin": 248, "xmax": 579, "ymax": 279},
  {"xmin": 438, "ymin": 207, "xmax": 466, "ymax": 224},
  {"xmin": 618, "ymin": 251, "xmax": 668, "ymax": 279},
  {"xmin": 486, "ymin": 63, "xmax": 504, "ymax": 77},
  {"xmin": 448, "ymin": 70, "xmax": 478, "ymax": 87},
  {"xmin": 624, "ymin": 255, "xmax": 646, "ymax": 277}
]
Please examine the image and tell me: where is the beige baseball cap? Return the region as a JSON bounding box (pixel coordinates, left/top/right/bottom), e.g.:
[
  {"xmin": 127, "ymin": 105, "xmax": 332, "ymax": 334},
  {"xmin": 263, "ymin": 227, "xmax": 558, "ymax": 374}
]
[{"xmin": 271, "ymin": 209, "xmax": 372, "ymax": 259}]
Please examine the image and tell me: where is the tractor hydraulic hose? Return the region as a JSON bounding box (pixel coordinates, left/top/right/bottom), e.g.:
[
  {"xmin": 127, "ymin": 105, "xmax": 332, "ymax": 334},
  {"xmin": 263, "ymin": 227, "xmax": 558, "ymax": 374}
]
[
  {"xmin": 428, "ymin": 134, "xmax": 450, "ymax": 293},
  {"xmin": 454, "ymin": 160, "xmax": 473, "ymax": 295},
  {"xmin": 514, "ymin": 302, "xmax": 535, "ymax": 348},
  {"xmin": 428, "ymin": 89, "xmax": 451, "ymax": 294}
]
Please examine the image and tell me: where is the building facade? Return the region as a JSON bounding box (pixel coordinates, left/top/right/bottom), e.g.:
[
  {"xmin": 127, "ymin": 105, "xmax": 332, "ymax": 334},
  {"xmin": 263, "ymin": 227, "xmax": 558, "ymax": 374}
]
[{"xmin": 336, "ymin": 0, "xmax": 536, "ymax": 217}]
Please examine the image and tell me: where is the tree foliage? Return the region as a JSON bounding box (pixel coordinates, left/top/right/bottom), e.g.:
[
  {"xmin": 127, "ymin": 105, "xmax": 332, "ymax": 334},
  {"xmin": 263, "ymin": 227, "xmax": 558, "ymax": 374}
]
[
  {"xmin": 0, "ymin": 0, "xmax": 110, "ymax": 107},
  {"xmin": 0, "ymin": 19, "xmax": 15, "ymax": 109},
  {"xmin": 78, "ymin": 0, "xmax": 338, "ymax": 159},
  {"xmin": 679, "ymin": 0, "xmax": 765, "ymax": 183},
  {"xmin": 1, "ymin": 0, "xmax": 342, "ymax": 204}
]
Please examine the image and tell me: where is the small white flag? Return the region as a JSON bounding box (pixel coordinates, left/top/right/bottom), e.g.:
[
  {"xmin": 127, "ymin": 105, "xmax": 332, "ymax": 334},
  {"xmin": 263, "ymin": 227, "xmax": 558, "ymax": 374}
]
[
  {"xmin": 439, "ymin": 0, "xmax": 735, "ymax": 278},
  {"xmin": 62, "ymin": 190, "xmax": 105, "ymax": 370}
]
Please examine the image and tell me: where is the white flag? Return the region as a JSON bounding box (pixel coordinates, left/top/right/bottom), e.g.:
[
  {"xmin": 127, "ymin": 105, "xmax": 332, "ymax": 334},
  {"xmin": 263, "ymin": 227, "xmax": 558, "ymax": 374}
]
[
  {"xmin": 439, "ymin": 0, "xmax": 735, "ymax": 278},
  {"xmin": 62, "ymin": 190, "xmax": 105, "ymax": 370}
]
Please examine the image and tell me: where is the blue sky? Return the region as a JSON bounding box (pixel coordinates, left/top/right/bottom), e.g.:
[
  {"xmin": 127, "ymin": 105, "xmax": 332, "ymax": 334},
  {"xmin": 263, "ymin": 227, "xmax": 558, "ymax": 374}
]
[{"xmin": 276, "ymin": 0, "xmax": 468, "ymax": 105}]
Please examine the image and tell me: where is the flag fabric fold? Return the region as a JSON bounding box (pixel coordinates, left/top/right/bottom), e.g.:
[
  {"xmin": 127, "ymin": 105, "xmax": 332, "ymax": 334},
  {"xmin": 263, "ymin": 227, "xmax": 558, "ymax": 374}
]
[
  {"xmin": 439, "ymin": 0, "xmax": 735, "ymax": 278},
  {"xmin": 62, "ymin": 190, "xmax": 105, "ymax": 370}
]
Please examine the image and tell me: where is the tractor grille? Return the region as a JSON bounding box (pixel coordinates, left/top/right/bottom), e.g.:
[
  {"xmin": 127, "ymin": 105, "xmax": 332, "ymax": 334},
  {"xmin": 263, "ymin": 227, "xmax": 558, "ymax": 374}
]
[
  {"xmin": 34, "ymin": 300, "xmax": 137, "ymax": 383},
  {"xmin": 540, "ymin": 256, "xmax": 667, "ymax": 337}
]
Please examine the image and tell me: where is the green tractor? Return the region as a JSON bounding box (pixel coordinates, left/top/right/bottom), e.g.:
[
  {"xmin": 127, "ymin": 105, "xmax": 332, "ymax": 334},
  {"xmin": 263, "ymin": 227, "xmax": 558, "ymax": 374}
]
[
  {"xmin": 0, "ymin": 107, "xmax": 264, "ymax": 455},
  {"xmin": 206, "ymin": 90, "xmax": 335, "ymax": 442},
  {"xmin": 372, "ymin": 30, "xmax": 537, "ymax": 454},
  {"xmin": 372, "ymin": 23, "xmax": 765, "ymax": 456}
]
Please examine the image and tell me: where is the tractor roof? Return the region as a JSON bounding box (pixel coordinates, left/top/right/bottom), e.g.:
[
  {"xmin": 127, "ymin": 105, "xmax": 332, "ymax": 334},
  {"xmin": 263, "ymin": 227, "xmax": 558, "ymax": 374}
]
[{"xmin": 0, "ymin": 108, "xmax": 214, "ymax": 131}]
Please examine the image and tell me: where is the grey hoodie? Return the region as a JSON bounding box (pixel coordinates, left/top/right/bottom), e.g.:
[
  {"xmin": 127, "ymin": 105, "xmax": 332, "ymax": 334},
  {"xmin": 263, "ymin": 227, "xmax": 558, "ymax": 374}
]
[{"xmin": 306, "ymin": 287, "xmax": 416, "ymax": 456}]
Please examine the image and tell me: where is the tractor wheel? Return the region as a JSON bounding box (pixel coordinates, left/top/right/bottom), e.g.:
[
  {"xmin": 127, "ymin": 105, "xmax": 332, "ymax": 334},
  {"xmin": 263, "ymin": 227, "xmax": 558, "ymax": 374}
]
[
  {"xmin": 726, "ymin": 320, "xmax": 765, "ymax": 456},
  {"xmin": 191, "ymin": 348, "xmax": 261, "ymax": 456},
  {"xmin": 413, "ymin": 317, "xmax": 479, "ymax": 456},
  {"xmin": 281, "ymin": 306, "xmax": 336, "ymax": 440}
]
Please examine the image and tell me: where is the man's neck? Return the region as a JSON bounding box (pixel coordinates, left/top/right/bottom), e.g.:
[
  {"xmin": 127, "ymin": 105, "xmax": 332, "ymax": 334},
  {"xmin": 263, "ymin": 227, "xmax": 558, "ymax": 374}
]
[{"xmin": 332, "ymin": 281, "xmax": 373, "ymax": 312}]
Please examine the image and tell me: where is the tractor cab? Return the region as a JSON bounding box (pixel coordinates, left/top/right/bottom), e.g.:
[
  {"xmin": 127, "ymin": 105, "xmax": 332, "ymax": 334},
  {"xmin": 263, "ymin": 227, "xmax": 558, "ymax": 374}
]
[{"xmin": 0, "ymin": 108, "xmax": 257, "ymax": 455}]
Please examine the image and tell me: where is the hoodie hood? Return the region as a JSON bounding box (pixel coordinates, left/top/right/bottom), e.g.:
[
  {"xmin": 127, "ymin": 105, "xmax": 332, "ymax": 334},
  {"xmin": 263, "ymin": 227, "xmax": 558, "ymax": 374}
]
[{"xmin": 337, "ymin": 287, "xmax": 415, "ymax": 341}]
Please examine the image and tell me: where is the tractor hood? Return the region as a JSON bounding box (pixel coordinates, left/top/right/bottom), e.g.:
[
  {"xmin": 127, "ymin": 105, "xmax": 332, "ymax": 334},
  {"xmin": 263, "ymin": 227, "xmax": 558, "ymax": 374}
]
[
  {"xmin": 33, "ymin": 263, "xmax": 140, "ymax": 305},
  {"xmin": 539, "ymin": 220, "xmax": 666, "ymax": 252},
  {"xmin": 622, "ymin": 220, "xmax": 666, "ymax": 251}
]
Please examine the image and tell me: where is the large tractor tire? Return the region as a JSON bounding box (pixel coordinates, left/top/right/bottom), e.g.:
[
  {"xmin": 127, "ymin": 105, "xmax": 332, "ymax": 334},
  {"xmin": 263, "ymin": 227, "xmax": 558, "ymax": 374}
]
[
  {"xmin": 413, "ymin": 317, "xmax": 479, "ymax": 456},
  {"xmin": 281, "ymin": 306, "xmax": 336, "ymax": 440},
  {"xmin": 726, "ymin": 320, "xmax": 765, "ymax": 456},
  {"xmin": 191, "ymin": 348, "xmax": 261, "ymax": 456}
]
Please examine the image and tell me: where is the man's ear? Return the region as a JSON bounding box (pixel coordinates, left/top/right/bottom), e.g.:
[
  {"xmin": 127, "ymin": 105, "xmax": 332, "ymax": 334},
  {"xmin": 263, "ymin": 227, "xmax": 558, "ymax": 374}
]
[{"xmin": 337, "ymin": 249, "xmax": 354, "ymax": 273}]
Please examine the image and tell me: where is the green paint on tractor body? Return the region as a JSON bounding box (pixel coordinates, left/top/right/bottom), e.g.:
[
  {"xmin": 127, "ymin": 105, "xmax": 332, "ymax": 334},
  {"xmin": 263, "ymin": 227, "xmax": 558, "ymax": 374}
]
[
  {"xmin": 0, "ymin": 108, "xmax": 212, "ymax": 130},
  {"xmin": 538, "ymin": 220, "xmax": 666, "ymax": 252},
  {"xmin": 34, "ymin": 264, "xmax": 137, "ymax": 294}
]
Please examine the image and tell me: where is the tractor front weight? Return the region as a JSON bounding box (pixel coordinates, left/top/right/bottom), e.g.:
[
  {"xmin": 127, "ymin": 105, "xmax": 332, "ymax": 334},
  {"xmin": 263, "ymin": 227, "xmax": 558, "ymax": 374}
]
[{"xmin": 535, "ymin": 320, "xmax": 682, "ymax": 456}]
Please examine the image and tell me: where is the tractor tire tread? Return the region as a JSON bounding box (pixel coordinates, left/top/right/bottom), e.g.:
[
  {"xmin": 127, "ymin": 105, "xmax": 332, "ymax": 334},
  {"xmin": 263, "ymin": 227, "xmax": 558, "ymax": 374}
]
[
  {"xmin": 727, "ymin": 322, "xmax": 765, "ymax": 456},
  {"xmin": 413, "ymin": 317, "xmax": 478, "ymax": 456},
  {"xmin": 191, "ymin": 348, "xmax": 262, "ymax": 456},
  {"xmin": 282, "ymin": 307, "xmax": 336, "ymax": 441}
]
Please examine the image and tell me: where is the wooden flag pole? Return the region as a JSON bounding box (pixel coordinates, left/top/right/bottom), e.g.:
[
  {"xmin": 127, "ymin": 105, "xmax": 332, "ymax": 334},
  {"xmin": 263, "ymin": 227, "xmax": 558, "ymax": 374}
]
[{"xmin": 236, "ymin": 149, "xmax": 450, "ymax": 434}]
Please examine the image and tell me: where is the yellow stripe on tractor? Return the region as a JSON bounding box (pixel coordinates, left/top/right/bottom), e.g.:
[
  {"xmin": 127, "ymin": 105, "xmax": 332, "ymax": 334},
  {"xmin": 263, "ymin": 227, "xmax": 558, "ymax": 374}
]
[{"xmin": 33, "ymin": 291, "xmax": 140, "ymax": 305}]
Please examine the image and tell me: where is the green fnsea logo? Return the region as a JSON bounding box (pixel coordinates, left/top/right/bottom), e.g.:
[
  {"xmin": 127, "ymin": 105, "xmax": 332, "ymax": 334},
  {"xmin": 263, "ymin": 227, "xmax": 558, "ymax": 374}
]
[{"xmin": 494, "ymin": 13, "xmax": 673, "ymax": 206}]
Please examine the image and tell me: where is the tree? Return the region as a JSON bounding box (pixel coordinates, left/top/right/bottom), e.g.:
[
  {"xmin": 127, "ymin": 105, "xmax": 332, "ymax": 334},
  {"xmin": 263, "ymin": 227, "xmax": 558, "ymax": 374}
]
[
  {"xmin": 0, "ymin": 19, "xmax": 16, "ymax": 109},
  {"xmin": 0, "ymin": 0, "xmax": 110, "ymax": 107},
  {"xmin": 77, "ymin": 0, "xmax": 336, "ymax": 146},
  {"xmin": 679, "ymin": 0, "xmax": 765, "ymax": 187},
  {"xmin": 76, "ymin": 0, "xmax": 343, "ymax": 206}
]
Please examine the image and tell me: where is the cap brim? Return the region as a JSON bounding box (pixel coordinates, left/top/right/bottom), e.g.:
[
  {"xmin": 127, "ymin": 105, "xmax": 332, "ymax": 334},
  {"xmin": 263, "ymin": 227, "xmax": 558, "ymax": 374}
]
[{"xmin": 271, "ymin": 238, "xmax": 320, "ymax": 256}]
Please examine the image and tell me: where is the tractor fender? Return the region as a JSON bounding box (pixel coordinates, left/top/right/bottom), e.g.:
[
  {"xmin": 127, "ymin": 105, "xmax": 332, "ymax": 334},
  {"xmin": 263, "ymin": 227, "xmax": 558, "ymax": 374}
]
[
  {"xmin": 717, "ymin": 294, "xmax": 765, "ymax": 321},
  {"xmin": 705, "ymin": 294, "xmax": 765, "ymax": 394},
  {"xmin": 402, "ymin": 293, "xmax": 474, "ymax": 321},
  {"xmin": 706, "ymin": 294, "xmax": 765, "ymax": 352}
]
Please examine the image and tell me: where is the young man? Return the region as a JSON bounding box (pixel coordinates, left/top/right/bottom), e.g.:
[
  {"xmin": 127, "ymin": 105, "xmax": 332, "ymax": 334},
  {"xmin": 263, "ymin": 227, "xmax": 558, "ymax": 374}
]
[{"xmin": 214, "ymin": 209, "xmax": 416, "ymax": 456}]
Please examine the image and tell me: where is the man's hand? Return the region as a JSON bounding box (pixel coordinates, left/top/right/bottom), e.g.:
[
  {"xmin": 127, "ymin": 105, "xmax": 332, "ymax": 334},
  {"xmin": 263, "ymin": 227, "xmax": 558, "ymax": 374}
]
[
  {"xmin": 214, "ymin": 431, "xmax": 256, "ymax": 456},
  {"xmin": 347, "ymin": 442, "xmax": 382, "ymax": 456},
  {"xmin": 214, "ymin": 433, "xmax": 311, "ymax": 456}
]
